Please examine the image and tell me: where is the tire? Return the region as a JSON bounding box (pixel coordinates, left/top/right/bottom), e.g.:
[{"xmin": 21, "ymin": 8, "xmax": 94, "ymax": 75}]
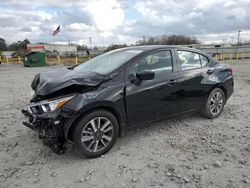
[
  {"xmin": 201, "ymin": 88, "xmax": 226, "ymax": 119},
  {"xmin": 73, "ymin": 110, "xmax": 119, "ymax": 158}
]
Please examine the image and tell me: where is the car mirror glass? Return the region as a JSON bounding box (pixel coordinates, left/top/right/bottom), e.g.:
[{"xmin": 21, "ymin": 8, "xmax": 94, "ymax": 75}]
[{"xmin": 136, "ymin": 70, "xmax": 155, "ymax": 80}]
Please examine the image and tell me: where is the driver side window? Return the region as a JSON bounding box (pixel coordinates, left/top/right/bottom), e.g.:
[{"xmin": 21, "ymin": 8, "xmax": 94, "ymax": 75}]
[{"xmin": 129, "ymin": 50, "xmax": 173, "ymax": 77}]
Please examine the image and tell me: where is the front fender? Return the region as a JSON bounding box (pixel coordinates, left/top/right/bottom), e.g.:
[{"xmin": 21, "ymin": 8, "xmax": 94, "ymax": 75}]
[{"xmin": 61, "ymin": 82, "xmax": 127, "ymax": 141}]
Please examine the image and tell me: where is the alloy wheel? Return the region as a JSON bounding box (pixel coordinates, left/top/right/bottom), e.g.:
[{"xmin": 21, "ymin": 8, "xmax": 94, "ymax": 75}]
[
  {"xmin": 209, "ymin": 91, "xmax": 224, "ymax": 115},
  {"xmin": 81, "ymin": 117, "xmax": 114, "ymax": 152}
]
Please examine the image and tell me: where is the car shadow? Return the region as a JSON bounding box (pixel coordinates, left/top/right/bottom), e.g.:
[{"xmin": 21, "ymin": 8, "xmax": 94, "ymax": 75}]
[
  {"xmin": 62, "ymin": 111, "xmax": 206, "ymax": 160},
  {"xmin": 15, "ymin": 111, "xmax": 207, "ymax": 163}
]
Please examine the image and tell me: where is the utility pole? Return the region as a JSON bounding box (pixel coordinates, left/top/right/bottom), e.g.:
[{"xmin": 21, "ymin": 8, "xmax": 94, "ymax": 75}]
[
  {"xmin": 234, "ymin": 30, "xmax": 242, "ymax": 59},
  {"xmin": 142, "ymin": 36, "xmax": 146, "ymax": 45},
  {"xmin": 231, "ymin": 37, "xmax": 235, "ymax": 45},
  {"xmin": 237, "ymin": 30, "xmax": 241, "ymax": 46},
  {"xmin": 89, "ymin": 37, "xmax": 92, "ymax": 49}
]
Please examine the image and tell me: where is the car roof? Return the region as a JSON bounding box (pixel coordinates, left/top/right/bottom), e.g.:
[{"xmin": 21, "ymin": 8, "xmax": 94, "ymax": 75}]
[
  {"xmin": 118, "ymin": 45, "xmax": 209, "ymax": 57},
  {"xmin": 119, "ymin": 45, "xmax": 200, "ymax": 52}
]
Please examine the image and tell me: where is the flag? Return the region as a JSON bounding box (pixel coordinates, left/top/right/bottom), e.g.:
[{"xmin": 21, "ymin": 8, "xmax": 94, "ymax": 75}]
[{"xmin": 53, "ymin": 25, "xmax": 60, "ymax": 36}]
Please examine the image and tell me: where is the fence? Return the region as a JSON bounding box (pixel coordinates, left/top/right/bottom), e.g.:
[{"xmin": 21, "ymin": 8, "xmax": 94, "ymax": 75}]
[
  {"xmin": 199, "ymin": 45, "xmax": 250, "ymax": 61},
  {"xmin": 211, "ymin": 52, "xmax": 245, "ymax": 61},
  {"xmin": 1, "ymin": 46, "xmax": 250, "ymax": 64},
  {"xmin": 0, "ymin": 56, "xmax": 90, "ymax": 65}
]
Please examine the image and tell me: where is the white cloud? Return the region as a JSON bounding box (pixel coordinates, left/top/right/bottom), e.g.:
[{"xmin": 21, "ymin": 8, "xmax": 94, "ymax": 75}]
[
  {"xmin": 66, "ymin": 23, "xmax": 91, "ymax": 31},
  {"xmin": 85, "ymin": 0, "xmax": 124, "ymax": 31},
  {"xmin": 0, "ymin": 0, "xmax": 250, "ymax": 45}
]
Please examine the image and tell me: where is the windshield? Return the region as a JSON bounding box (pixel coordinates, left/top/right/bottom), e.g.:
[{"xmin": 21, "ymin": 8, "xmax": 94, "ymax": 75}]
[{"xmin": 74, "ymin": 49, "xmax": 143, "ymax": 74}]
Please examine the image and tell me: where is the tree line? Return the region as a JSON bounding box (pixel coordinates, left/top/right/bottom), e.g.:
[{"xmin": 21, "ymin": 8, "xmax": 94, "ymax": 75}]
[
  {"xmin": 104, "ymin": 34, "xmax": 200, "ymax": 52},
  {"xmin": 0, "ymin": 34, "xmax": 200, "ymax": 54},
  {"xmin": 136, "ymin": 34, "xmax": 200, "ymax": 45},
  {"xmin": 0, "ymin": 38, "xmax": 30, "ymax": 51}
]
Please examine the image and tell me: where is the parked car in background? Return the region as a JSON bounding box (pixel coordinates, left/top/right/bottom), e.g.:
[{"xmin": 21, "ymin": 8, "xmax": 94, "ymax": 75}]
[{"xmin": 22, "ymin": 45, "xmax": 234, "ymax": 158}]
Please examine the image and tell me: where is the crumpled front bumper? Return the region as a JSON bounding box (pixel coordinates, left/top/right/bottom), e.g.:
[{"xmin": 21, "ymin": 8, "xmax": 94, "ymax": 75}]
[{"xmin": 21, "ymin": 106, "xmax": 76, "ymax": 149}]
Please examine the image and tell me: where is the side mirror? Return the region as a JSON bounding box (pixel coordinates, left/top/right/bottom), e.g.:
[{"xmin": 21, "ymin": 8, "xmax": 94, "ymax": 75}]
[{"xmin": 136, "ymin": 70, "xmax": 155, "ymax": 80}]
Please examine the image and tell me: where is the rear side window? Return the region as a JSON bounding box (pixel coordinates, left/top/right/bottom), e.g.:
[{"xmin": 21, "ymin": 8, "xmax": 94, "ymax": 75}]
[
  {"xmin": 178, "ymin": 51, "xmax": 209, "ymax": 70},
  {"xmin": 129, "ymin": 50, "xmax": 173, "ymax": 77}
]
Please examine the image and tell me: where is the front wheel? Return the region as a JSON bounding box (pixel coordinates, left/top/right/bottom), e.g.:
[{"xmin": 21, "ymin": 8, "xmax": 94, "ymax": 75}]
[
  {"xmin": 73, "ymin": 110, "xmax": 119, "ymax": 158},
  {"xmin": 202, "ymin": 88, "xmax": 226, "ymax": 119}
]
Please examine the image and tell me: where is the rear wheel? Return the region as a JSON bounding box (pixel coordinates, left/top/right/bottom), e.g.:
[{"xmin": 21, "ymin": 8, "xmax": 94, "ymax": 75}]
[
  {"xmin": 73, "ymin": 110, "xmax": 119, "ymax": 158},
  {"xmin": 202, "ymin": 88, "xmax": 226, "ymax": 119}
]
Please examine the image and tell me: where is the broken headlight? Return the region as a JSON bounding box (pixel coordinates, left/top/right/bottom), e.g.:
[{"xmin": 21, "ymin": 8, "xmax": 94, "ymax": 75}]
[{"xmin": 28, "ymin": 96, "xmax": 74, "ymax": 114}]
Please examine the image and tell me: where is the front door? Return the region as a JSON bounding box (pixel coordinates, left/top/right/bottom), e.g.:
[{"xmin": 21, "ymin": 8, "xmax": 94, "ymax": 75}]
[{"xmin": 125, "ymin": 50, "xmax": 181, "ymax": 126}]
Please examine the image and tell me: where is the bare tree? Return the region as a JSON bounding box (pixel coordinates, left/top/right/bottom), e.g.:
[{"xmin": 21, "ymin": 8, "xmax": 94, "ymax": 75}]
[{"xmin": 136, "ymin": 34, "xmax": 200, "ymax": 45}]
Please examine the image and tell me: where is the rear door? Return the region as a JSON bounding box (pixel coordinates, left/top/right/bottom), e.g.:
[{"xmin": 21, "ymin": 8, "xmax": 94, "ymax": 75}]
[
  {"xmin": 125, "ymin": 50, "xmax": 181, "ymax": 126},
  {"xmin": 176, "ymin": 50, "xmax": 211, "ymax": 111}
]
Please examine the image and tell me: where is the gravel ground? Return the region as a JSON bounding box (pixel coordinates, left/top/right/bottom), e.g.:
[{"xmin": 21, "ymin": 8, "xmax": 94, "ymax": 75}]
[{"xmin": 0, "ymin": 61, "xmax": 249, "ymax": 188}]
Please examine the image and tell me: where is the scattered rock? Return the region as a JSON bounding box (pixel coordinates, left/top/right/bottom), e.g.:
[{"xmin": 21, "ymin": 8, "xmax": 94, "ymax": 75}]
[
  {"xmin": 51, "ymin": 172, "xmax": 59, "ymax": 177},
  {"xmin": 79, "ymin": 179, "xmax": 84, "ymax": 183},
  {"xmin": 132, "ymin": 177, "xmax": 138, "ymax": 183},
  {"xmin": 165, "ymin": 172, "xmax": 172, "ymax": 177},
  {"xmin": 33, "ymin": 170, "xmax": 39, "ymax": 177},
  {"xmin": 118, "ymin": 164, "xmax": 127, "ymax": 172},
  {"xmin": 33, "ymin": 178, "xmax": 40, "ymax": 183},
  {"xmin": 201, "ymin": 136, "xmax": 207, "ymax": 140},
  {"xmin": 118, "ymin": 146, "xmax": 124, "ymax": 150},
  {"xmin": 121, "ymin": 152, "xmax": 130, "ymax": 156},
  {"xmin": 183, "ymin": 176, "xmax": 190, "ymax": 183},
  {"xmin": 4, "ymin": 167, "xmax": 18, "ymax": 178},
  {"xmin": 87, "ymin": 169, "xmax": 94, "ymax": 175},
  {"xmin": 242, "ymin": 178, "xmax": 249, "ymax": 184},
  {"xmin": 25, "ymin": 161, "xmax": 33, "ymax": 166},
  {"xmin": 186, "ymin": 165, "xmax": 192, "ymax": 169},
  {"xmin": 213, "ymin": 148, "xmax": 223, "ymax": 153},
  {"xmin": 213, "ymin": 161, "xmax": 222, "ymax": 168},
  {"xmin": 84, "ymin": 176, "xmax": 91, "ymax": 181},
  {"xmin": 239, "ymin": 160, "xmax": 247, "ymax": 165},
  {"xmin": 167, "ymin": 166, "xmax": 175, "ymax": 172},
  {"xmin": 203, "ymin": 165, "xmax": 209, "ymax": 169},
  {"xmin": 148, "ymin": 162, "xmax": 159, "ymax": 169},
  {"xmin": 176, "ymin": 174, "xmax": 181, "ymax": 178},
  {"xmin": 48, "ymin": 165, "xmax": 54, "ymax": 169}
]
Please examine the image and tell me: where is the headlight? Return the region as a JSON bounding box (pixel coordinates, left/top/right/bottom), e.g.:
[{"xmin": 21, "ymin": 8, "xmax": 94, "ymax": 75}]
[{"xmin": 28, "ymin": 96, "xmax": 74, "ymax": 114}]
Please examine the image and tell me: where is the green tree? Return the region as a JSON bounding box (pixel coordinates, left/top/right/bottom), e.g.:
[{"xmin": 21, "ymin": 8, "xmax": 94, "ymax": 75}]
[{"xmin": 0, "ymin": 38, "xmax": 8, "ymax": 51}]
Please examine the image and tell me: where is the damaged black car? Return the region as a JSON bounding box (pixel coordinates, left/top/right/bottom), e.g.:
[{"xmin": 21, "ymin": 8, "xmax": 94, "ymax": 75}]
[{"xmin": 22, "ymin": 45, "xmax": 234, "ymax": 158}]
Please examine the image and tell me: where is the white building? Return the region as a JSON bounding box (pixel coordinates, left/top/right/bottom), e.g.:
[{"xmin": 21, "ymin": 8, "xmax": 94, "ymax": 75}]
[{"xmin": 27, "ymin": 44, "xmax": 77, "ymax": 55}]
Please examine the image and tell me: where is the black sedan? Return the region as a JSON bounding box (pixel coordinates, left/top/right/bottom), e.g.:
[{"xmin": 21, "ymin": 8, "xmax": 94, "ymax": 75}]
[{"xmin": 22, "ymin": 45, "xmax": 234, "ymax": 158}]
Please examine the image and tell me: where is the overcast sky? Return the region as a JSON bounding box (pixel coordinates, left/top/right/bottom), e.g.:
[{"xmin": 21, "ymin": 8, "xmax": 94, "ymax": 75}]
[{"xmin": 0, "ymin": 0, "xmax": 250, "ymax": 46}]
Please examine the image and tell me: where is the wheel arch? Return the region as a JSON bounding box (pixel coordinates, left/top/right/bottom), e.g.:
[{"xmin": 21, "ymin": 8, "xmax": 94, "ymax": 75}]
[
  {"xmin": 206, "ymin": 84, "xmax": 227, "ymax": 100},
  {"xmin": 65, "ymin": 105, "xmax": 125, "ymax": 142},
  {"xmin": 217, "ymin": 85, "xmax": 227, "ymax": 99}
]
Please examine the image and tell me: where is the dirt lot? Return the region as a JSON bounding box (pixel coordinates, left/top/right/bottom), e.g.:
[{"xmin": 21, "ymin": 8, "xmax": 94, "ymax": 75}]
[{"xmin": 0, "ymin": 61, "xmax": 249, "ymax": 188}]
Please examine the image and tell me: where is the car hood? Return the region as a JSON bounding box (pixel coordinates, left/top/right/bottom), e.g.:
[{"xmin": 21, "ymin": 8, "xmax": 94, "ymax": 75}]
[{"xmin": 31, "ymin": 67, "xmax": 105, "ymax": 100}]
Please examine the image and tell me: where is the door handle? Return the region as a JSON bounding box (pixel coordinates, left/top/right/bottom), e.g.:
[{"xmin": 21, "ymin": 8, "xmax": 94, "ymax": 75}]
[
  {"xmin": 167, "ymin": 79, "xmax": 177, "ymax": 86},
  {"xmin": 206, "ymin": 69, "xmax": 213, "ymax": 74}
]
